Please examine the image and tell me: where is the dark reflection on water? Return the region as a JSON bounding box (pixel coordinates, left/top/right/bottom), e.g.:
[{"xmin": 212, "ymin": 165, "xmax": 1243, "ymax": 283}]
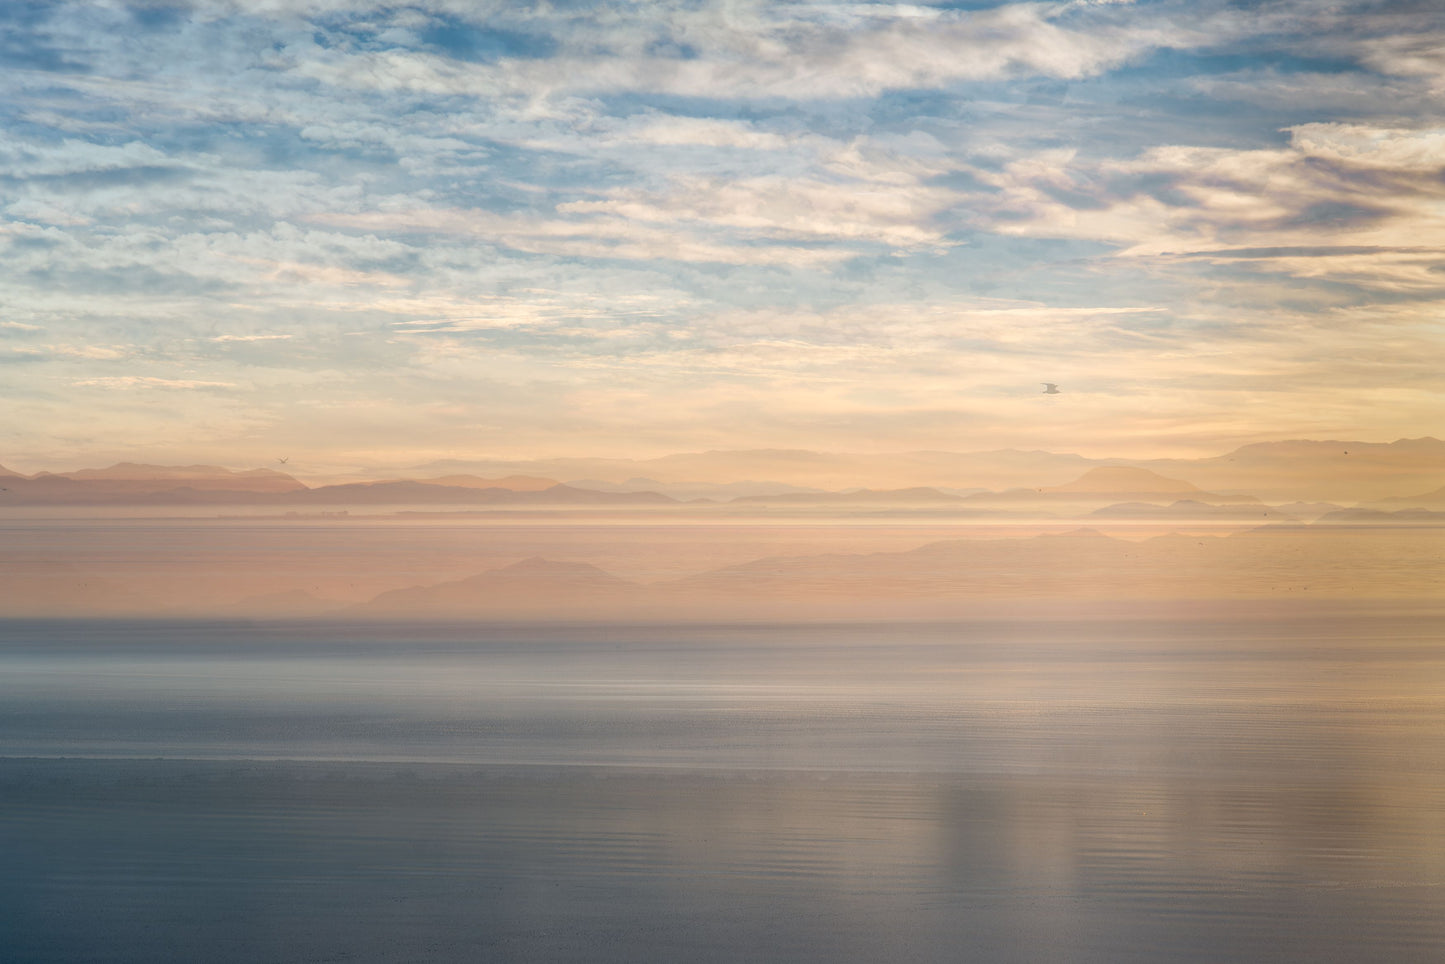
[{"xmin": 3, "ymin": 617, "xmax": 1445, "ymax": 963}]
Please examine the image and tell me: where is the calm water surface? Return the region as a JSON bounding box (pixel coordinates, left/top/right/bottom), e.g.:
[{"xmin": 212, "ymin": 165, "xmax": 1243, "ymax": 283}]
[{"xmin": 3, "ymin": 616, "xmax": 1444, "ymax": 962}]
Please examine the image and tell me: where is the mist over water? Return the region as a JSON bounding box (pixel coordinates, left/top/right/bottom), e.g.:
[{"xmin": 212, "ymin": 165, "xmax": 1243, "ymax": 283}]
[{"xmin": 5, "ymin": 617, "xmax": 1445, "ymax": 962}]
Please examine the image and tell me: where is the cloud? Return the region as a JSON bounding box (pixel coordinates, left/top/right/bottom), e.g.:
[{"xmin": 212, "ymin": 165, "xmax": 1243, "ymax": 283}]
[
  {"xmin": 387, "ymin": 289, "xmax": 678, "ymax": 334},
  {"xmin": 307, "ymin": 125, "xmax": 965, "ymax": 265},
  {"xmin": 1348, "ymin": 29, "xmax": 1445, "ymax": 82},
  {"xmin": 74, "ymin": 376, "xmax": 235, "ymax": 390},
  {"xmin": 558, "ymin": 174, "xmax": 957, "ymax": 250},
  {"xmin": 977, "ymin": 123, "xmax": 1445, "ymax": 291},
  {"xmin": 39, "ymin": 343, "xmax": 130, "ymax": 360},
  {"xmin": 1, "ymin": 0, "xmax": 1442, "ymax": 465},
  {"xmin": 314, "ymin": 207, "xmax": 859, "ymax": 265},
  {"xmin": 622, "ymin": 116, "xmax": 793, "ymax": 151},
  {"xmin": 0, "ymin": 137, "xmax": 175, "ymax": 179},
  {"xmin": 292, "ymin": 1, "xmax": 1196, "ymax": 100}
]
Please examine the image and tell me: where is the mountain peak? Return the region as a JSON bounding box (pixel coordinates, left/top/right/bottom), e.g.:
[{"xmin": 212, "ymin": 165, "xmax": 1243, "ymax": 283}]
[
  {"xmin": 499, "ymin": 556, "xmax": 617, "ymax": 577},
  {"xmin": 419, "ymin": 474, "xmax": 559, "ymax": 491},
  {"xmin": 1043, "ymin": 466, "xmax": 1201, "ymax": 494},
  {"xmin": 60, "ymin": 462, "xmax": 299, "ymax": 482}
]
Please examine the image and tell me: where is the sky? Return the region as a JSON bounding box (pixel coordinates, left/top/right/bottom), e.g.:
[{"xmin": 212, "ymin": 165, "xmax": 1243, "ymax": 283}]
[{"xmin": 2, "ymin": 0, "xmax": 1443, "ymax": 474}]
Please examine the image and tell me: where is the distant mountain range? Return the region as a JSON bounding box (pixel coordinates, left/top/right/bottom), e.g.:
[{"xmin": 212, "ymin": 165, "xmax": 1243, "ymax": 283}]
[
  {"xmin": 3, "ymin": 436, "xmax": 1442, "ymax": 506},
  {"xmin": 0, "ymin": 464, "xmax": 674, "ymax": 506},
  {"xmin": 957, "ymin": 466, "xmax": 1260, "ymax": 507},
  {"xmin": 1373, "ymin": 481, "xmax": 1445, "ymax": 508},
  {"xmin": 11, "ymin": 463, "xmax": 305, "ymax": 493},
  {"xmin": 341, "ymin": 525, "xmax": 1445, "ymax": 620},
  {"xmin": 360, "ymin": 557, "xmax": 645, "ymax": 617},
  {"xmin": 1088, "ymin": 501, "xmax": 1289, "ymax": 521},
  {"xmin": 5, "ymin": 513, "xmax": 1440, "ymax": 618},
  {"xmin": 564, "ymin": 478, "xmax": 831, "ymax": 502},
  {"xmin": 400, "ymin": 436, "xmax": 1445, "ymax": 503},
  {"xmin": 730, "ymin": 486, "xmax": 970, "ymax": 506}
]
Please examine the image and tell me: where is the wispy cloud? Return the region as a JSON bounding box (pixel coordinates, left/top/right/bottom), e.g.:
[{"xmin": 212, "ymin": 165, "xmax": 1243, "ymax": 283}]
[
  {"xmin": 314, "ymin": 207, "xmax": 859, "ymax": 265},
  {"xmin": 290, "ymin": 1, "xmax": 1195, "ymax": 100},
  {"xmin": 74, "ymin": 376, "xmax": 235, "ymax": 390},
  {"xmin": 979, "ymin": 123, "xmax": 1445, "ymax": 291}
]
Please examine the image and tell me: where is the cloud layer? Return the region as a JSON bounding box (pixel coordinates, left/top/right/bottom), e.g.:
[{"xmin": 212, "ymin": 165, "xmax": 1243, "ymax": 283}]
[{"xmin": 2, "ymin": 0, "xmax": 1443, "ymax": 470}]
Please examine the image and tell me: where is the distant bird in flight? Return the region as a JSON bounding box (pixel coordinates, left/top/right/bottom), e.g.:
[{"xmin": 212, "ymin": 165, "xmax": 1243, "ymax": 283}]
[
  {"xmin": 1041, "ymin": 383, "xmax": 1061, "ymax": 394},
  {"xmin": 277, "ymin": 457, "xmax": 289, "ymax": 465}
]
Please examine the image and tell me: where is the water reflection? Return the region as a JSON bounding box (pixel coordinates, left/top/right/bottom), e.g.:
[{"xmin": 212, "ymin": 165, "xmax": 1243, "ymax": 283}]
[{"xmin": 2, "ymin": 617, "xmax": 1444, "ymax": 962}]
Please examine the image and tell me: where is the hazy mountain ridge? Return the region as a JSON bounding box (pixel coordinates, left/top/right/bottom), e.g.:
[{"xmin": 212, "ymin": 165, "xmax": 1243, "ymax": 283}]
[
  {"xmin": 1139, "ymin": 437, "xmax": 1445, "ymax": 501},
  {"xmin": 2, "ymin": 463, "xmax": 307, "ymax": 496},
  {"xmin": 730, "ymin": 487, "xmax": 968, "ymax": 505},
  {"xmin": 52, "ymin": 463, "xmax": 300, "ymax": 484},
  {"xmin": 341, "ymin": 525, "xmax": 1445, "ymax": 620},
  {"xmin": 958, "ymin": 466, "xmax": 1261, "ymax": 508},
  {"xmin": 1373, "ymin": 483, "xmax": 1445, "ymax": 508},
  {"xmin": 417, "ymin": 474, "xmax": 561, "ymax": 491},
  {"xmin": 398, "ymin": 438, "xmax": 1445, "ymax": 501},
  {"xmin": 6, "ymin": 516, "xmax": 1440, "ymax": 618},
  {"xmin": 565, "ymin": 478, "xmax": 829, "ymax": 501},
  {"xmin": 1317, "ymin": 508, "xmax": 1445, "ymax": 523},
  {"xmin": 358, "ymin": 558, "xmax": 644, "ymax": 617},
  {"xmin": 274, "ymin": 481, "xmax": 676, "ymax": 507},
  {"xmin": 0, "ymin": 468, "xmax": 674, "ymax": 506},
  {"xmin": 3, "ymin": 436, "xmax": 1442, "ymax": 506},
  {"xmin": 1088, "ymin": 501, "xmax": 1289, "ymax": 521}
]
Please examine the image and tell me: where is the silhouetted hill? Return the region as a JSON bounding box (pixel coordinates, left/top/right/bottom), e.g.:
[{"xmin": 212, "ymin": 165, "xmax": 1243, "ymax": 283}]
[
  {"xmin": 417, "ymin": 474, "xmax": 559, "ymax": 491},
  {"xmin": 127, "ymin": 522, "xmax": 1445, "ymax": 623},
  {"xmin": 1144, "ymin": 437, "xmax": 1445, "ymax": 502},
  {"xmin": 7, "ymin": 437, "xmax": 1441, "ymax": 507},
  {"xmin": 358, "ymin": 558, "xmax": 645, "ymax": 617},
  {"xmin": 730, "ymin": 487, "xmax": 966, "ymax": 505},
  {"xmin": 3, "ymin": 463, "xmax": 306, "ymax": 500},
  {"xmin": 963, "ymin": 467, "xmax": 1258, "ymax": 507},
  {"xmin": 56, "ymin": 463, "xmax": 302, "ymax": 487},
  {"xmin": 401, "ymin": 440, "xmax": 1443, "ymax": 500},
  {"xmin": 0, "ymin": 467, "xmax": 675, "ymax": 506},
  {"xmin": 1316, "ymin": 508, "xmax": 1445, "ymax": 524},
  {"xmin": 568, "ymin": 478, "xmax": 827, "ymax": 501},
  {"xmin": 1090, "ymin": 501, "xmax": 1289, "ymax": 521},
  {"xmin": 1273, "ymin": 502, "xmax": 1345, "ymax": 520},
  {"xmin": 407, "ymin": 448, "xmax": 1098, "ymax": 492},
  {"xmin": 292, "ymin": 481, "xmax": 674, "ymax": 505},
  {"xmin": 1044, "ymin": 466, "xmax": 1197, "ymax": 495},
  {"xmin": 1373, "ymin": 483, "xmax": 1445, "ymax": 508},
  {"xmin": 661, "ymin": 527, "xmax": 1445, "ymax": 604}
]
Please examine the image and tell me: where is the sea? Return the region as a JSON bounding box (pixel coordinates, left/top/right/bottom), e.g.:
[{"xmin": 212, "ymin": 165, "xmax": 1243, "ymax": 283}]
[{"xmin": 3, "ymin": 614, "xmax": 1445, "ymax": 963}]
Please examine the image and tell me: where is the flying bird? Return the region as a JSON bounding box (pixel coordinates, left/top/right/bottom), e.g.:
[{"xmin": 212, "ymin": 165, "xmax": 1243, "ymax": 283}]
[
  {"xmin": 277, "ymin": 457, "xmax": 289, "ymax": 465},
  {"xmin": 1041, "ymin": 383, "xmax": 1061, "ymax": 394}
]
